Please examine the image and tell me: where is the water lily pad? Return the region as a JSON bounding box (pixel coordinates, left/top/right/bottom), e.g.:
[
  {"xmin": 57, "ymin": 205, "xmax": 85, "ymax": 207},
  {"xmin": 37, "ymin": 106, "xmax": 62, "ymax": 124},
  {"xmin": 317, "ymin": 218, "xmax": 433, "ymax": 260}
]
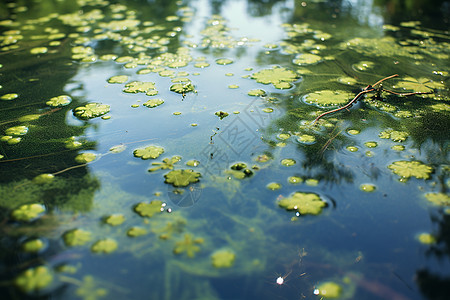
[
  {"xmin": 14, "ymin": 266, "xmax": 53, "ymax": 293},
  {"xmin": 395, "ymin": 76, "xmax": 444, "ymax": 93},
  {"xmin": 278, "ymin": 192, "xmax": 327, "ymax": 215},
  {"xmin": 388, "ymin": 161, "xmax": 433, "ymax": 180},
  {"xmin": 91, "ymin": 239, "xmax": 118, "ymax": 254},
  {"xmin": 211, "ymin": 249, "xmax": 235, "ymax": 268},
  {"xmin": 173, "ymin": 233, "xmax": 204, "ymax": 258},
  {"xmin": 304, "ymin": 90, "xmax": 350, "ymax": 107},
  {"xmin": 170, "ymin": 81, "xmax": 195, "ymax": 94},
  {"xmin": 134, "ymin": 200, "xmax": 163, "ymax": 217},
  {"xmin": 46, "ymin": 95, "xmax": 72, "ymax": 107},
  {"xmin": 63, "ymin": 229, "xmax": 92, "ymax": 247},
  {"xmin": 11, "ymin": 203, "xmax": 45, "ymax": 222},
  {"xmin": 164, "ymin": 169, "xmax": 201, "ymax": 187},
  {"xmin": 143, "ymin": 98, "xmax": 164, "ymax": 108},
  {"xmin": 133, "ymin": 145, "xmax": 164, "ymax": 160},
  {"xmin": 73, "ymin": 103, "xmax": 110, "ymax": 119}
]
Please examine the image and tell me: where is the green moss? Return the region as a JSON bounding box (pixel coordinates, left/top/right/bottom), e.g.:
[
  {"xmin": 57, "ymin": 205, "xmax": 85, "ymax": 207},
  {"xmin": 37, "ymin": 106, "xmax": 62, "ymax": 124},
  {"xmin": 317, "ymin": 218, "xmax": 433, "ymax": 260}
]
[
  {"xmin": 11, "ymin": 203, "xmax": 45, "ymax": 222},
  {"xmin": 104, "ymin": 214, "xmax": 125, "ymax": 226},
  {"xmin": 134, "ymin": 200, "xmax": 163, "ymax": 217},
  {"xmin": 46, "ymin": 95, "xmax": 72, "ymax": 107},
  {"xmin": 173, "ymin": 233, "xmax": 204, "ymax": 258},
  {"xmin": 211, "ymin": 249, "xmax": 236, "ymax": 268},
  {"xmin": 63, "ymin": 229, "xmax": 92, "ymax": 247},
  {"xmin": 133, "ymin": 145, "xmax": 164, "ymax": 160},
  {"xmin": 75, "ymin": 152, "xmax": 97, "ymax": 164},
  {"xmin": 164, "ymin": 169, "xmax": 201, "ymax": 187},
  {"xmin": 73, "ymin": 103, "xmax": 110, "ymax": 119},
  {"xmin": 143, "ymin": 98, "xmax": 164, "ymax": 108},
  {"xmin": 304, "ymin": 90, "xmax": 351, "ymax": 107},
  {"xmin": 278, "ymin": 192, "xmax": 327, "ymax": 215},
  {"xmin": 388, "ymin": 161, "xmax": 433, "ymax": 180},
  {"xmin": 315, "ymin": 281, "xmax": 342, "ymax": 298},
  {"xmin": 91, "ymin": 239, "xmax": 118, "ymax": 254},
  {"xmin": 425, "ymin": 193, "xmax": 450, "ymax": 206},
  {"xmin": 14, "ymin": 266, "xmax": 53, "ymax": 293}
]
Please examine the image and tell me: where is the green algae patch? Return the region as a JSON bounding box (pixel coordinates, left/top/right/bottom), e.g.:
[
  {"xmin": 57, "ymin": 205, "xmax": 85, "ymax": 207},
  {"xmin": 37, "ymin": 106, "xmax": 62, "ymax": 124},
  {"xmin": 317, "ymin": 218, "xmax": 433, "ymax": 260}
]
[
  {"xmin": 12, "ymin": 203, "xmax": 45, "ymax": 222},
  {"xmin": 14, "ymin": 266, "xmax": 53, "ymax": 293},
  {"xmin": 360, "ymin": 184, "xmax": 376, "ymax": 192},
  {"xmin": 164, "ymin": 169, "xmax": 201, "ymax": 187},
  {"xmin": 293, "ymin": 53, "xmax": 322, "ymax": 65},
  {"xmin": 133, "ymin": 145, "xmax": 164, "ymax": 160},
  {"xmin": 247, "ymin": 89, "xmax": 266, "ymax": 97},
  {"xmin": 315, "ymin": 281, "xmax": 342, "ymax": 298},
  {"xmin": 143, "ymin": 98, "xmax": 164, "ymax": 108},
  {"xmin": 127, "ymin": 227, "xmax": 148, "ymax": 237},
  {"xmin": 73, "ymin": 103, "xmax": 110, "ymax": 119},
  {"xmin": 1, "ymin": 93, "xmax": 19, "ymax": 101},
  {"xmin": 215, "ymin": 111, "xmax": 229, "ymax": 120},
  {"xmin": 388, "ymin": 161, "xmax": 433, "ymax": 181},
  {"xmin": 379, "ymin": 129, "xmax": 409, "ymax": 142},
  {"xmin": 18, "ymin": 114, "xmax": 40, "ymax": 122},
  {"xmin": 211, "ymin": 249, "xmax": 236, "ymax": 268},
  {"xmin": 6, "ymin": 125, "xmax": 28, "ymax": 136},
  {"xmin": 134, "ymin": 200, "xmax": 163, "ymax": 217},
  {"xmin": 251, "ymin": 66, "xmax": 299, "ymax": 88},
  {"xmin": 278, "ymin": 192, "xmax": 327, "ymax": 215},
  {"xmin": 267, "ymin": 182, "xmax": 282, "ymax": 190},
  {"xmin": 75, "ymin": 152, "xmax": 96, "ymax": 164},
  {"xmin": 305, "ymin": 178, "xmax": 319, "ymax": 186},
  {"xmin": 347, "ymin": 129, "xmax": 360, "ymax": 135},
  {"xmin": 262, "ymin": 108, "xmax": 274, "ymax": 113},
  {"xmin": 33, "ymin": 173, "xmax": 55, "ymax": 184},
  {"xmin": 281, "ymin": 158, "xmax": 296, "ymax": 166},
  {"xmin": 417, "ymin": 233, "xmax": 436, "ymax": 244},
  {"xmin": 425, "ymin": 193, "xmax": 450, "ymax": 206},
  {"xmin": 304, "ymin": 90, "xmax": 351, "ymax": 107},
  {"xmin": 63, "ymin": 229, "xmax": 92, "ymax": 247},
  {"xmin": 148, "ymin": 156, "xmax": 182, "ymax": 172},
  {"xmin": 46, "ymin": 95, "xmax": 72, "ymax": 107},
  {"xmin": 288, "ymin": 176, "xmax": 303, "ymax": 184},
  {"xmin": 22, "ymin": 239, "xmax": 45, "ymax": 253},
  {"xmin": 91, "ymin": 238, "xmax": 118, "ymax": 254},
  {"xmin": 107, "ymin": 75, "xmax": 129, "ymax": 84},
  {"xmin": 173, "ymin": 233, "xmax": 204, "ymax": 258},
  {"xmin": 104, "ymin": 214, "xmax": 125, "ymax": 226},
  {"xmin": 123, "ymin": 81, "xmax": 157, "ymax": 94}
]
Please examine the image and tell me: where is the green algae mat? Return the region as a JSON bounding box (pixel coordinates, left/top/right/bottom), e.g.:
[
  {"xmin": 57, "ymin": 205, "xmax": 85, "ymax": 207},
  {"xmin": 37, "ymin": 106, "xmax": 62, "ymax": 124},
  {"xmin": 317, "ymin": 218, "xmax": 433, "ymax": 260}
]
[{"xmin": 0, "ymin": 0, "xmax": 449, "ymax": 299}]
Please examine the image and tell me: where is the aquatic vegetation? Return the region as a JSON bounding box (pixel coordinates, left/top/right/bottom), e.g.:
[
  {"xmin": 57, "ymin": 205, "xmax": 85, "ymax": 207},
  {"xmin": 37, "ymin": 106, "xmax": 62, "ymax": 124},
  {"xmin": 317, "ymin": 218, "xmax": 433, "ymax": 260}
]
[
  {"xmin": 364, "ymin": 142, "xmax": 377, "ymax": 148},
  {"xmin": 417, "ymin": 233, "xmax": 436, "ymax": 244},
  {"xmin": 251, "ymin": 66, "xmax": 298, "ymax": 88},
  {"xmin": 127, "ymin": 227, "xmax": 148, "ymax": 237},
  {"xmin": 305, "ymin": 179, "xmax": 319, "ymax": 186},
  {"xmin": 388, "ymin": 161, "xmax": 433, "ymax": 180},
  {"xmin": 247, "ymin": 89, "xmax": 266, "ymax": 97},
  {"xmin": 394, "ymin": 77, "xmax": 445, "ymax": 94},
  {"xmin": 304, "ymin": 90, "xmax": 350, "ymax": 107},
  {"xmin": 173, "ymin": 233, "xmax": 204, "ymax": 258},
  {"xmin": 288, "ymin": 176, "xmax": 303, "ymax": 184},
  {"xmin": 186, "ymin": 160, "xmax": 200, "ymax": 167},
  {"xmin": 134, "ymin": 200, "xmax": 163, "ymax": 217},
  {"xmin": 107, "ymin": 75, "xmax": 129, "ymax": 84},
  {"xmin": 292, "ymin": 53, "xmax": 322, "ymax": 65},
  {"xmin": 73, "ymin": 103, "xmax": 110, "ymax": 119},
  {"xmin": 14, "ymin": 266, "xmax": 53, "ymax": 293},
  {"xmin": 314, "ymin": 281, "xmax": 342, "ymax": 298},
  {"xmin": 425, "ymin": 193, "xmax": 450, "ymax": 206},
  {"xmin": 360, "ymin": 184, "xmax": 376, "ymax": 192},
  {"xmin": 143, "ymin": 98, "xmax": 164, "ymax": 108},
  {"xmin": 281, "ymin": 158, "xmax": 296, "ymax": 166},
  {"xmin": 22, "ymin": 239, "xmax": 45, "ymax": 253},
  {"xmin": 266, "ymin": 182, "xmax": 282, "ymax": 190},
  {"xmin": 262, "ymin": 108, "xmax": 274, "ymax": 113},
  {"xmin": 1, "ymin": 93, "xmax": 18, "ymax": 101},
  {"xmin": 109, "ymin": 144, "xmax": 126, "ymax": 154},
  {"xmin": 215, "ymin": 111, "xmax": 229, "ymax": 119},
  {"xmin": 353, "ymin": 61, "xmax": 374, "ymax": 71},
  {"xmin": 133, "ymin": 145, "xmax": 164, "ymax": 160},
  {"xmin": 91, "ymin": 238, "xmax": 118, "ymax": 254},
  {"xmin": 76, "ymin": 276, "xmax": 108, "ymax": 300},
  {"xmin": 154, "ymin": 218, "xmax": 186, "ymax": 240},
  {"xmin": 63, "ymin": 229, "xmax": 92, "ymax": 247},
  {"xmin": 148, "ymin": 156, "xmax": 182, "ymax": 172},
  {"xmin": 123, "ymin": 81, "xmax": 156, "ymax": 94},
  {"xmin": 75, "ymin": 152, "xmax": 97, "ymax": 164},
  {"xmin": 278, "ymin": 192, "xmax": 327, "ymax": 215},
  {"xmin": 11, "ymin": 203, "xmax": 45, "ymax": 222},
  {"xmin": 104, "ymin": 214, "xmax": 125, "ymax": 226},
  {"xmin": 46, "ymin": 95, "xmax": 72, "ymax": 107},
  {"xmin": 391, "ymin": 145, "xmax": 405, "ymax": 151},
  {"xmin": 170, "ymin": 80, "xmax": 195, "ymax": 95},
  {"xmin": 211, "ymin": 249, "xmax": 236, "ymax": 268},
  {"xmin": 379, "ymin": 129, "xmax": 409, "ymax": 142},
  {"xmin": 337, "ymin": 77, "xmax": 357, "ymax": 85},
  {"xmin": 346, "ymin": 146, "xmax": 358, "ymax": 152},
  {"xmin": 164, "ymin": 169, "xmax": 201, "ymax": 187},
  {"xmin": 5, "ymin": 125, "xmax": 28, "ymax": 136},
  {"xmin": 296, "ymin": 134, "xmax": 316, "ymax": 144},
  {"xmin": 215, "ymin": 58, "xmax": 233, "ymax": 65}
]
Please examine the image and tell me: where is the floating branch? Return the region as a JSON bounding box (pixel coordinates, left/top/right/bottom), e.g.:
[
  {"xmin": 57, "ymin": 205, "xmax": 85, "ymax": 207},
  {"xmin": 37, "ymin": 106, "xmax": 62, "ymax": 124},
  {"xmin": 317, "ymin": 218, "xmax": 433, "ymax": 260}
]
[{"xmin": 311, "ymin": 74, "xmax": 434, "ymax": 124}]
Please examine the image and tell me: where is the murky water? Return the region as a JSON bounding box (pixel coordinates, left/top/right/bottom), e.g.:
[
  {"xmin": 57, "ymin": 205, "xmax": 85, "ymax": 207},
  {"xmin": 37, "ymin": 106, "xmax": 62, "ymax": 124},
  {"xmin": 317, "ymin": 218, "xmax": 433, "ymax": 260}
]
[{"xmin": 0, "ymin": 0, "xmax": 449, "ymax": 299}]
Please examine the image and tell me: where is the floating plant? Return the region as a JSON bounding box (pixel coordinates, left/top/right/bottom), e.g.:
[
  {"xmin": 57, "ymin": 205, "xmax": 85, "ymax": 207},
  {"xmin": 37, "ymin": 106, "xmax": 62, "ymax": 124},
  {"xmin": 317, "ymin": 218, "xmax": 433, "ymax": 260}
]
[
  {"xmin": 211, "ymin": 249, "xmax": 236, "ymax": 268},
  {"xmin": 278, "ymin": 192, "xmax": 327, "ymax": 215},
  {"xmin": 46, "ymin": 95, "xmax": 72, "ymax": 107},
  {"xmin": 73, "ymin": 103, "xmax": 110, "ymax": 119},
  {"xmin": 425, "ymin": 193, "xmax": 450, "ymax": 206},
  {"xmin": 22, "ymin": 239, "xmax": 45, "ymax": 253},
  {"xmin": 74, "ymin": 152, "xmax": 97, "ymax": 164},
  {"xmin": 314, "ymin": 281, "xmax": 342, "ymax": 298},
  {"xmin": 104, "ymin": 214, "xmax": 125, "ymax": 226},
  {"xmin": 173, "ymin": 233, "xmax": 204, "ymax": 258},
  {"xmin": 133, "ymin": 145, "xmax": 164, "ymax": 160},
  {"xmin": 304, "ymin": 90, "xmax": 350, "ymax": 107},
  {"xmin": 107, "ymin": 75, "xmax": 129, "ymax": 84},
  {"xmin": 164, "ymin": 169, "xmax": 201, "ymax": 187},
  {"xmin": 215, "ymin": 111, "xmax": 229, "ymax": 119},
  {"xmin": 148, "ymin": 156, "xmax": 182, "ymax": 172},
  {"xmin": 247, "ymin": 89, "xmax": 266, "ymax": 97},
  {"xmin": 63, "ymin": 229, "xmax": 92, "ymax": 247},
  {"xmin": 134, "ymin": 200, "xmax": 163, "ymax": 217},
  {"xmin": 14, "ymin": 266, "xmax": 53, "ymax": 293},
  {"xmin": 127, "ymin": 227, "xmax": 148, "ymax": 237},
  {"xmin": 143, "ymin": 98, "xmax": 164, "ymax": 108},
  {"xmin": 91, "ymin": 239, "xmax": 118, "ymax": 254},
  {"xmin": 379, "ymin": 129, "xmax": 409, "ymax": 142},
  {"xmin": 388, "ymin": 161, "xmax": 433, "ymax": 181},
  {"xmin": 417, "ymin": 233, "xmax": 436, "ymax": 245},
  {"xmin": 123, "ymin": 81, "xmax": 157, "ymax": 94},
  {"xmin": 11, "ymin": 203, "xmax": 45, "ymax": 222},
  {"xmin": 251, "ymin": 66, "xmax": 299, "ymax": 88}
]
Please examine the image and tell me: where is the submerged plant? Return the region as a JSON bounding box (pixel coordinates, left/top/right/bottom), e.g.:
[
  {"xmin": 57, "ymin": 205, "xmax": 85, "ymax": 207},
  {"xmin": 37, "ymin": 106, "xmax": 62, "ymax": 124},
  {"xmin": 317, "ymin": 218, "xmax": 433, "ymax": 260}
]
[
  {"xmin": 278, "ymin": 192, "xmax": 327, "ymax": 215},
  {"xmin": 164, "ymin": 169, "xmax": 201, "ymax": 187},
  {"xmin": 251, "ymin": 66, "xmax": 299, "ymax": 88},
  {"xmin": 173, "ymin": 233, "xmax": 204, "ymax": 258},
  {"xmin": 211, "ymin": 249, "xmax": 236, "ymax": 268},
  {"xmin": 388, "ymin": 161, "xmax": 433, "ymax": 181}
]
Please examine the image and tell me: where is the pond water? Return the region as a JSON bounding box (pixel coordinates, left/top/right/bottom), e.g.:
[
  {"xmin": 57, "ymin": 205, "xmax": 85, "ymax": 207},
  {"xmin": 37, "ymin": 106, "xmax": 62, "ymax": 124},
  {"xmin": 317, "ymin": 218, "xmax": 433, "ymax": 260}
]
[{"xmin": 0, "ymin": 0, "xmax": 449, "ymax": 299}]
